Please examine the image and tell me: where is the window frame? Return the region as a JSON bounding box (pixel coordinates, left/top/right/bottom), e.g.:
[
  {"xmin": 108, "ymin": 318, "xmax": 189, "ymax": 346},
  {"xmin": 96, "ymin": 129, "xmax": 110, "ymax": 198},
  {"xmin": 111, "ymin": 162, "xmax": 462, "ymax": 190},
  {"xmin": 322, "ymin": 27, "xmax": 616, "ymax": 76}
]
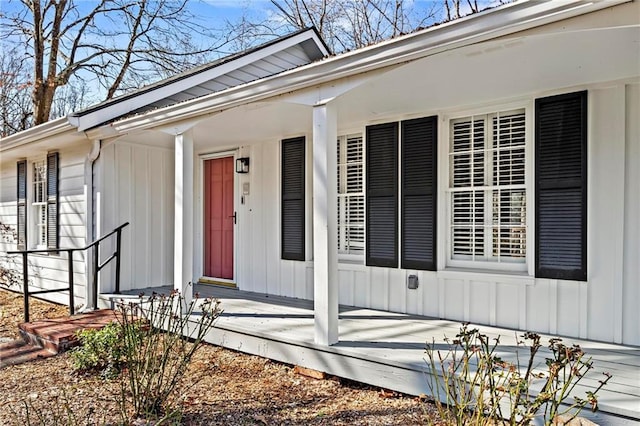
[
  {"xmin": 30, "ymin": 158, "xmax": 48, "ymax": 250},
  {"xmin": 442, "ymin": 102, "xmax": 534, "ymax": 274},
  {"xmin": 337, "ymin": 132, "xmax": 365, "ymax": 262}
]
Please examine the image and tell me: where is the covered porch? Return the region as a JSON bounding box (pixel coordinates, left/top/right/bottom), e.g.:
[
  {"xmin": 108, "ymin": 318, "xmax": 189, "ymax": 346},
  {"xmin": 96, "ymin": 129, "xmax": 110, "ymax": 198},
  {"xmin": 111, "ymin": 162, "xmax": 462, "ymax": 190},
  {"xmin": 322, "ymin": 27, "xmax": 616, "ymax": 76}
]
[
  {"xmin": 92, "ymin": 5, "xmax": 640, "ymax": 353},
  {"xmin": 104, "ymin": 284, "xmax": 640, "ymax": 425}
]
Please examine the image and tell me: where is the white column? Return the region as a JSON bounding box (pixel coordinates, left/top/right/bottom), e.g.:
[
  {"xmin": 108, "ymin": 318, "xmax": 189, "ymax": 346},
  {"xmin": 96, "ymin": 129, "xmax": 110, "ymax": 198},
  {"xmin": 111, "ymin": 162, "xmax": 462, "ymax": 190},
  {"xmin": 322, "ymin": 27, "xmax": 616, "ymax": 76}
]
[
  {"xmin": 174, "ymin": 130, "xmax": 194, "ymax": 307},
  {"xmin": 313, "ymin": 102, "xmax": 339, "ymax": 345}
]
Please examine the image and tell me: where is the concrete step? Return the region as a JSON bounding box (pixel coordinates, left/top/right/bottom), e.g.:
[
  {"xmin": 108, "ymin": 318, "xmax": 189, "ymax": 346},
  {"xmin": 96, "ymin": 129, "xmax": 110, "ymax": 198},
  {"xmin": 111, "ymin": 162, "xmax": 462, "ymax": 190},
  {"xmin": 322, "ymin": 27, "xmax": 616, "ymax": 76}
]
[{"xmin": 18, "ymin": 309, "xmax": 118, "ymax": 353}]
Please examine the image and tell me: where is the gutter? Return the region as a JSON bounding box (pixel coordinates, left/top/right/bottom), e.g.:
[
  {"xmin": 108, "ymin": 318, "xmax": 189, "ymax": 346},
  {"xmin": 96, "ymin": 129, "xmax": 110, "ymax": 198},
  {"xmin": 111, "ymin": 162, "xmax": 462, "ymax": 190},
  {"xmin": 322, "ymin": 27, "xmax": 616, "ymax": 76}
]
[
  {"xmin": 82, "ymin": 139, "xmax": 101, "ymax": 311},
  {"xmin": 102, "ymin": 0, "xmax": 631, "ymax": 135},
  {"xmin": 0, "ymin": 117, "xmax": 74, "ymax": 152}
]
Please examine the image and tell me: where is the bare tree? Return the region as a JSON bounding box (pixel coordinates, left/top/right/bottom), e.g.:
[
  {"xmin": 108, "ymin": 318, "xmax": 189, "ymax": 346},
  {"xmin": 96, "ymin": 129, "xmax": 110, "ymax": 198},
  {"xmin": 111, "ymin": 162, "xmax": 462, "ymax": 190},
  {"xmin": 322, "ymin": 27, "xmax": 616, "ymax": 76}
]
[
  {"xmin": 0, "ymin": 46, "xmax": 33, "ymax": 136},
  {"xmin": 443, "ymin": 0, "xmax": 479, "ymax": 21},
  {"xmin": 226, "ymin": 0, "xmax": 515, "ymax": 54},
  {"xmin": 266, "ymin": 0, "xmax": 439, "ymax": 52},
  {"xmin": 1, "ymin": 0, "xmax": 227, "ymax": 128}
]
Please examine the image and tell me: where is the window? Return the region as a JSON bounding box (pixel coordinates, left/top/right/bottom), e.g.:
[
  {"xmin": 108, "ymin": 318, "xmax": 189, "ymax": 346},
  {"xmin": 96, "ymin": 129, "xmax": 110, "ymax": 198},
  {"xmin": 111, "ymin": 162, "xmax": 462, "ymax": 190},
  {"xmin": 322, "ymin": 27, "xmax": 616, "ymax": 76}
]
[
  {"xmin": 32, "ymin": 160, "xmax": 48, "ymax": 248},
  {"xmin": 337, "ymin": 134, "xmax": 364, "ymax": 256},
  {"xmin": 448, "ymin": 109, "xmax": 527, "ymax": 268},
  {"xmin": 16, "ymin": 152, "xmax": 58, "ymax": 251}
]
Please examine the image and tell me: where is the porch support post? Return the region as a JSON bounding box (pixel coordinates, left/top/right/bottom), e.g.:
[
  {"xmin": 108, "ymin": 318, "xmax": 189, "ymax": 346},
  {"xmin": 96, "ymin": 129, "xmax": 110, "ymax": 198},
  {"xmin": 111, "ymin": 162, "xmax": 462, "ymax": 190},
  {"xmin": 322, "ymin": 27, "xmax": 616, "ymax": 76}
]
[
  {"xmin": 174, "ymin": 130, "xmax": 194, "ymax": 307},
  {"xmin": 312, "ymin": 101, "xmax": 339, "ymax": 345}
]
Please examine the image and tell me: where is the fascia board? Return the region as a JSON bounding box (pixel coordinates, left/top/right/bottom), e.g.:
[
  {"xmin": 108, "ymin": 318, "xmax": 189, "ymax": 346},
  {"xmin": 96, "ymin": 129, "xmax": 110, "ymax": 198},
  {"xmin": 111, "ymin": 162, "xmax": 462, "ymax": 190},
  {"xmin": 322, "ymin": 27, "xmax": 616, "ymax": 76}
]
[
  {"xmin": 71, "ymin": 29, "xmax": 329, "ymax": 132},
  {"xmin": 104, "ymin": 0, "xmax": 631, "ymax": 135},
  {"xmin": 0, "ymin": 117, "xmax": 78, "ymax": 153}
]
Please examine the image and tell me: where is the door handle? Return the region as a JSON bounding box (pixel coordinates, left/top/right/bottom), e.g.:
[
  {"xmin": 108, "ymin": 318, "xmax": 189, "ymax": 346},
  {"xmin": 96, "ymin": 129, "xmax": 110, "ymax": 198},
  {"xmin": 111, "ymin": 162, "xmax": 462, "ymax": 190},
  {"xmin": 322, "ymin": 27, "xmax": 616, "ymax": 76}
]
[{"xmin": 229, "ymin": 211, "xmax": 237, "ymax": 224}]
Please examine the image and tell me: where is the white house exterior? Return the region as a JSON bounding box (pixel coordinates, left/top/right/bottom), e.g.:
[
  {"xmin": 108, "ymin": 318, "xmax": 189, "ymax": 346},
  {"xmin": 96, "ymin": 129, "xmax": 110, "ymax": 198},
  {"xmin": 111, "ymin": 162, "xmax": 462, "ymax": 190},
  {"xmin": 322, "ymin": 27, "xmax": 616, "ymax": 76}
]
[{"xmin": 1, "ymin": 0, "xmax": 639, "ymax": 356}]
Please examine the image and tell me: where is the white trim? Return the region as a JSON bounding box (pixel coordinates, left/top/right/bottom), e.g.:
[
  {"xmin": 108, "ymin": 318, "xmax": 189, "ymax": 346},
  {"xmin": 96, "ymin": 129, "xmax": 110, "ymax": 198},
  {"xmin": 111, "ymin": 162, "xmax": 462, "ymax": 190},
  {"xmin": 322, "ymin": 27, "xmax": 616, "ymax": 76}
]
[
  {"xmin": 442, "ymin": 101, "xmax": 532, "ymax": 275},
  {"xmin": 70, "ymin": 30, "xmax": 329, "ymax": 132},
  {"xmin": 0, "ymin": 117, "xmax": 75, "ymax": 152},
  {"xmin": 437, "ymin": 268, "xmax": 535, "ymax": 286},
  {"xmin": 199, "ymin": 150, "xmax": 239, "ymax": 284},
  {"xmin": 102, "ymin": 0, "xmax": 630, "ymax": 136},
  {"xmin": 32, "ymin": 159, "xmax": 48, "ymax": 249},
  {"xmin": 336, "ymin": 133, "xmax": 365, "ymax": 260}
]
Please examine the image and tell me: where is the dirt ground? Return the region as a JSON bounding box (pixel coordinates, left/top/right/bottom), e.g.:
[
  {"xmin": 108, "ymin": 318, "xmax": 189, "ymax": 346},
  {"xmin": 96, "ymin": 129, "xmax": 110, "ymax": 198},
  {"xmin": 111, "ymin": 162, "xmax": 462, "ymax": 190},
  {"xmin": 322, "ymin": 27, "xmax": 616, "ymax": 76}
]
[{"xmin": 0, "ymin": 289, "xmax": 441, "ymax": 425}]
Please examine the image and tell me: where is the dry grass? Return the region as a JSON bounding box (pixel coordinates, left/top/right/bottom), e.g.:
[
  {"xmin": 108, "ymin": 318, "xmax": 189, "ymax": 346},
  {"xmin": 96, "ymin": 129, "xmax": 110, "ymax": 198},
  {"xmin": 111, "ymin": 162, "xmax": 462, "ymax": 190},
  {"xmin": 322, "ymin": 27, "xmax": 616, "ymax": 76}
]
[
  {"xmin": 0, "ymin": 289, "xmax": 441, "ymax": 425},
  {"xmin": 0, "ymin": 290, "xmax": 69, "ymax": 340}
]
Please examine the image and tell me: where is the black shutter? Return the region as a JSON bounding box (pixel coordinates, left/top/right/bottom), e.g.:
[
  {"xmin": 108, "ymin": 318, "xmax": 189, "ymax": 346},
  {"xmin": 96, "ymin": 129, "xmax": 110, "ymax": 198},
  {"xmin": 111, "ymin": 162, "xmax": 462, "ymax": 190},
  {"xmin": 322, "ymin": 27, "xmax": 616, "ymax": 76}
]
[
  {"xmin": 47, "ymin": 152, "xmax": 59, "ymax": 251},
  {"xmin": 17, "ymin": 160, "xmax": 27, "ymax": 251},
  {"xmin": 281, "ymin": 137, "xmax": 305, "ymax": 261},
  {"xmin": 401, "ymin": 116, "xmax": 437, "ymax": 270},
  {"xmin": 535, "ymin": 91, "xmax": 587, "ymax": 281},
  {"xmin": 366, "ymin": 122, "xmax": 398, "ymax": 267}
]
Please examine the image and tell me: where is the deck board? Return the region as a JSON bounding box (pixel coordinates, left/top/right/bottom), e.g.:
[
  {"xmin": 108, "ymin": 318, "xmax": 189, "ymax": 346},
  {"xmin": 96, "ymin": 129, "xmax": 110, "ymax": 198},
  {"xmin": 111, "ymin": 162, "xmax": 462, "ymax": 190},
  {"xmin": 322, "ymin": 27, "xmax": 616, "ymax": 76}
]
[{"xmin": 108, "ymin": 284, "xmax": 640, "ymax": 424}]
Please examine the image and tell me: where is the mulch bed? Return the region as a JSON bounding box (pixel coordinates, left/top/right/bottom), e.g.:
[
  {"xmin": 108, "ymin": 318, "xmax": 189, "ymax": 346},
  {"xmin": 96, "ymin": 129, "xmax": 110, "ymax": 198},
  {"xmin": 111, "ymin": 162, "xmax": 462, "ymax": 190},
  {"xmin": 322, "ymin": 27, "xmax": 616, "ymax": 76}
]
[{"xmin": 0, "ymin": 289, "xmax": 441, "ymax": 425}]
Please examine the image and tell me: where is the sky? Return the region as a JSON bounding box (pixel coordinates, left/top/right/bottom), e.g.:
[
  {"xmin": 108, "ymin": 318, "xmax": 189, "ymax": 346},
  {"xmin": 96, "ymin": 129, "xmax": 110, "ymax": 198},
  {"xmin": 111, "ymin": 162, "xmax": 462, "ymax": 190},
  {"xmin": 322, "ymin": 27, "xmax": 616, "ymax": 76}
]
[{"xmin": 0, "ymin": 0, "xmax": 501, "ymax": 115}]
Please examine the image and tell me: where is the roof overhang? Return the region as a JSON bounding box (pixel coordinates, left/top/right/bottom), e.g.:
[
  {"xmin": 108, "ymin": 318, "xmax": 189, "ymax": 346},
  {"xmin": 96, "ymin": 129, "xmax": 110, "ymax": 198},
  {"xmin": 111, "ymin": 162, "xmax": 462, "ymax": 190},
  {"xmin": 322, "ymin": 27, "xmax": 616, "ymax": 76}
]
[
  {"xmin": 2, "ymin": 0, "xmax": 634, "ymax": 149},
  {"xmin": 0, "ymin": 122, "xmax": 90, "ymax": 163},
  {"xmin": 0, "ymin": 117, "xmax": 80, "ymax": 154},
  {"xmin": 99, "ymin": 0, "xmax": 633, "ymax": 136},
  {"xmin": 68, "ymin": 28, "xmax": 329, "ymax": 132}
]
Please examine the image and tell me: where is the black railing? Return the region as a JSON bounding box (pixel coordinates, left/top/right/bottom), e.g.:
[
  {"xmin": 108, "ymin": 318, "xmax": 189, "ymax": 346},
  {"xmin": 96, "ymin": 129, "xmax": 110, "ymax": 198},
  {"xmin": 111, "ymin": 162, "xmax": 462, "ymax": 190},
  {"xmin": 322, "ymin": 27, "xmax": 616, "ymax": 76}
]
[{"xmin": 7, "ymin": 222, "xmax": 129, "ymax": 323}]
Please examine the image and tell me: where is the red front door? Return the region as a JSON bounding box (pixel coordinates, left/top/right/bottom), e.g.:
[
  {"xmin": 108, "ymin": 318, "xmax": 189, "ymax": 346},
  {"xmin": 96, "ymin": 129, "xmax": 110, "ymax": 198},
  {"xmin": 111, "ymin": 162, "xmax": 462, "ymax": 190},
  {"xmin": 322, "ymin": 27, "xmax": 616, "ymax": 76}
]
[{"xmin": 204, "ymin": 156, "xmax": 234, "ymax": 280}]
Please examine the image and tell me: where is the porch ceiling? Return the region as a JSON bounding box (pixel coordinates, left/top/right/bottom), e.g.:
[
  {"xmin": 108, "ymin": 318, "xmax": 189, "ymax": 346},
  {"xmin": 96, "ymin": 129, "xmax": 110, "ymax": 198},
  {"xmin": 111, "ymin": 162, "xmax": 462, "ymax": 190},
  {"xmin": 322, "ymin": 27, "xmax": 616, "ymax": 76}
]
[
  {"xmin": 125, "ymin": 23, "xmax": 638, "ymax": 152},
  {"xmin": 334, "ymin": 25, "xmax": 639, "ymax": 124},
  {"xmin": 188, "ymin": 24, "xmax": 638, "ymax": 149},
  {"xmin": 191, "ymin": 102, "xmax": 313, "ymax": 151}
]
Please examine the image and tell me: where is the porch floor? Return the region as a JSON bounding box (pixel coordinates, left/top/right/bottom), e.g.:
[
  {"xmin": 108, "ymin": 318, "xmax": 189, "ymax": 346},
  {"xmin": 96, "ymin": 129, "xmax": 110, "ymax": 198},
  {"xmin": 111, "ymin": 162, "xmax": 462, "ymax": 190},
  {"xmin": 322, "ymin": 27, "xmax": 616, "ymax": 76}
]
[{"xmin": 108, "ymin": 284, "xmax": 640, "ymax": 425}]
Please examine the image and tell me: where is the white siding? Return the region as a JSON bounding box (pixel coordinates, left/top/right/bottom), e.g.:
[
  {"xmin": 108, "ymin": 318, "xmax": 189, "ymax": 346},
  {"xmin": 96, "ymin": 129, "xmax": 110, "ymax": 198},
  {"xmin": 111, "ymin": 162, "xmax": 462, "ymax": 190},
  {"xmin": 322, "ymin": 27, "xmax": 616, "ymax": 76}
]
[
  {"xmin": 97, "ymin": 141, "xmax": 174, "ymax": 292},
  {"xmin": 209, "ymin": 139, "xmax": 315, "ymax": 300},
  {"xmin": 0, "ymin": 146, "xmax": 89, "ymax": 307},
  {"xmin": 622, "ymin": 83, "xmax": 640, "ymax": 345},
  {"xmin": 223, "ymin": 81, "xmax": 640, "ymax": 346},
  {"xmin": 99, "ymin": 2, "xmax": 639, "ymax": 346},
  {"xmin": 105, "ymin": 82, "xmax": 638, "ymax": 347}
]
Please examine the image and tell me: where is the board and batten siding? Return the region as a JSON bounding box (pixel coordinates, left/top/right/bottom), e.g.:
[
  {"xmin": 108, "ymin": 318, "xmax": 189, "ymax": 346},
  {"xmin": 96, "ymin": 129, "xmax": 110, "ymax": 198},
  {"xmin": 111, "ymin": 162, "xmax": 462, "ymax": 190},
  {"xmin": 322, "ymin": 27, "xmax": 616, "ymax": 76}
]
[
  {"xmin": 0, "ymin": 146, "xmax": 89, "ymax": 306},
  {"xmin": 194, "ymin": 139, "xmax": 315, "ymax": 300},
  {"xmin": 88, "ymin": 86, "xmax": 638, "ymax": 346},
  {"xmin": 97, "ymin": 141, "xmax": 174, "ymax": 292},
  {"xmin": 229, "ymin": 82, "xmax": 640, "ymax": 346}
]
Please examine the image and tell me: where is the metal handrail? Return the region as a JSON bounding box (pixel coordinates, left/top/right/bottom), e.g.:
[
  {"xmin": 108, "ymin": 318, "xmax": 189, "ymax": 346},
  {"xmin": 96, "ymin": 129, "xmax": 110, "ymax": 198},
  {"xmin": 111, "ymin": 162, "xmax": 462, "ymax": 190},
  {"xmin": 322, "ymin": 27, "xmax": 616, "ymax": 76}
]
[{"xmin": 7, "ymin": 222, "xmax": 129, "ymax": 322}]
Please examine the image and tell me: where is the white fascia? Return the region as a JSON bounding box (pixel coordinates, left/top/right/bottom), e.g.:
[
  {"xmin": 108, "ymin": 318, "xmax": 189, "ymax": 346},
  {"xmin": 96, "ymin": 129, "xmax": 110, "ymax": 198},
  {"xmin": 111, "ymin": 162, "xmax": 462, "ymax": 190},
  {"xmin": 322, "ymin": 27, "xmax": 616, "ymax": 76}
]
[
  {"xmin": 97, "ymin": 0, "xmax": 630, "ymax": 136},
  {"xmin": 0, "ymin": 117, "xmax": 75, "ymax": 153},
  {"xmin": 69, "ymin": 29, "xmax": 329, "ymax": 133}
]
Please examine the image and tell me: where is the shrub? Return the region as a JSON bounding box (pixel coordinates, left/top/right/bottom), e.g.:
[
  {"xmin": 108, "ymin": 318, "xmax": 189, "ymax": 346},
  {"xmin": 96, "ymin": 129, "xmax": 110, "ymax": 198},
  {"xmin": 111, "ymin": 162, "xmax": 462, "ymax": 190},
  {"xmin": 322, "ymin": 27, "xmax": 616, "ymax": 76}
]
[
  {"xmin": 71, "ymin": 321, "xmax": 137, "ymax": 379},
  {"xmin": 115, "ymin": 290, "xmax": 222, "ymax": 422},
  {"xmin": 424, "ymin": 323, "xmax": 611, "ymax": 425}
]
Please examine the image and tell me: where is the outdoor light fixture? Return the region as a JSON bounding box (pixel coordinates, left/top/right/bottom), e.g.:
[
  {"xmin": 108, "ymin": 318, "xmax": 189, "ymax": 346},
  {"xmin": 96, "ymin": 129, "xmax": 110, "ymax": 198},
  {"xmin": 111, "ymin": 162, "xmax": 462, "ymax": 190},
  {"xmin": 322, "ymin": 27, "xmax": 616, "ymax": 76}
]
[{"xmin": 236, "ymin": 157, "xmax": 250, "ymax": 174}]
